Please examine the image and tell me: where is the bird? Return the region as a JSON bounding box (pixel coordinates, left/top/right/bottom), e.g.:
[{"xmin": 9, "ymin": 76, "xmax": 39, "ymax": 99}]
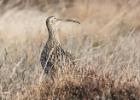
[{"xmin": 40, "ymin": 16, "xmax": 80, "ymax": 78}]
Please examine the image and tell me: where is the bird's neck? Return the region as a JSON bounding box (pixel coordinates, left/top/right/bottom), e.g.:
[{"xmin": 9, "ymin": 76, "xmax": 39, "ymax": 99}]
[{"xmin": 47, "ymin": 24, "xmax": 60, "ymax": 45}]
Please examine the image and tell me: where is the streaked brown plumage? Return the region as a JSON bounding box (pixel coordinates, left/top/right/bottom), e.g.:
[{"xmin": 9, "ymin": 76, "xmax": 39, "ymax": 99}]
[{"xmin": 40, "ymin": 16, "xmax": 80, "ymax": 76}]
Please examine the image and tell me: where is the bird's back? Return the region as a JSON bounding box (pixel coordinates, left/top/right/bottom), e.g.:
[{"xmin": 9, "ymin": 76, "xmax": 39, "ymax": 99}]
[{"xmin": 40, "ymin": 39, "xmax": 75, "ymax": 74}]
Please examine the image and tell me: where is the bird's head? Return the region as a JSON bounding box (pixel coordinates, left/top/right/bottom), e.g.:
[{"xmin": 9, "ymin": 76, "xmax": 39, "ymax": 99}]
[
  {"xmin": 46, "ymin": 16, "xmax": 80, "ymax": 42},
  {"xmin": 46, "ymin": 16, "xmax": 80, "ymax": 31},
  {"xmin": 46, "ymin": 16, "xmax": 60, "ymax": 28}
]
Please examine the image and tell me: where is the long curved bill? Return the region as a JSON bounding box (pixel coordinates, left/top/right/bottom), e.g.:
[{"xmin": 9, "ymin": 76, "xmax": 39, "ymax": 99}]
[
  {"xmin": 64, "ymin": 19, "xmax": 80, "ymax": 24},
  {"xmin": 58, "ymin": 18, "xmax": 80, "ymax": 24}
]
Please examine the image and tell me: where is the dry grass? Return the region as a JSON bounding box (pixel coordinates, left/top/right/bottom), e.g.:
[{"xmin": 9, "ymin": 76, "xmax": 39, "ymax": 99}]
[{"xmin": 1, "ymin": 0, "xmax": 140, "ymax": 100}]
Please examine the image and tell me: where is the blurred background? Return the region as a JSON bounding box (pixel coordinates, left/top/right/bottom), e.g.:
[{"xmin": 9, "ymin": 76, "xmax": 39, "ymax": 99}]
[{"xmin": 1, "ymin": 0, "xmax": 140, "ymax": 41}]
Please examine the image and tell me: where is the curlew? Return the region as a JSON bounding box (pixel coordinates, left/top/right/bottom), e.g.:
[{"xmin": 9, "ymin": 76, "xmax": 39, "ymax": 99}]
[{"xmin": 40, "ymin": 16, "xmax": 80, "ymax": 77}]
